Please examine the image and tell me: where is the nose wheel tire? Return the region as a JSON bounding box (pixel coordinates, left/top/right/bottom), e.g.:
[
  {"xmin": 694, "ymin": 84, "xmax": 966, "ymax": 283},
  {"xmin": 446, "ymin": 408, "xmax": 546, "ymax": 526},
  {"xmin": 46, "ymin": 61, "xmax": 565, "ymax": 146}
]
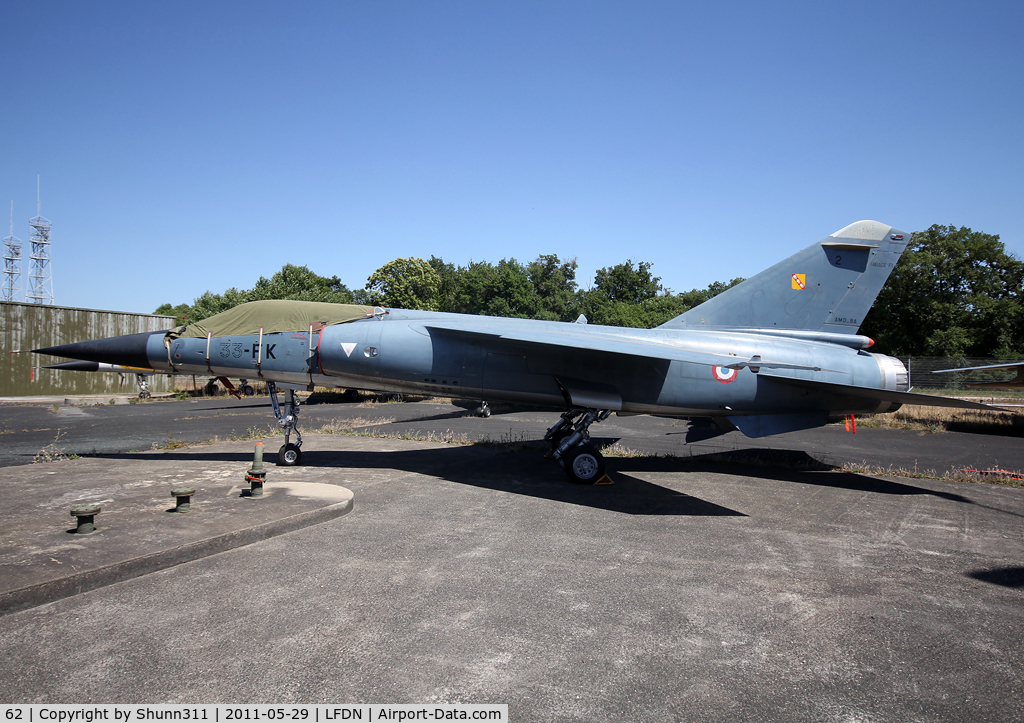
[
  {"xmin": 563, "ymin": 444, "xmax": 605, "ymax": 484},
  {"xmin": 278, "ymin": 443, "xmax": 302, "ymax": 466}
]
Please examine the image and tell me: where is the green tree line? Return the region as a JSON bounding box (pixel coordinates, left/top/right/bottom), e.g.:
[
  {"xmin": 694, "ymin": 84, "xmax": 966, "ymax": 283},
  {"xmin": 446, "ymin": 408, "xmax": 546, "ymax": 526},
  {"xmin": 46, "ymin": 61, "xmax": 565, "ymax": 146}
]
[
  {"xmin": 156, "ymin": 224, "xmax": 1024, "ymax": 357},
  {"xmin": 155, "ymin": 255, "xmax": 744, "ymax": 330}
]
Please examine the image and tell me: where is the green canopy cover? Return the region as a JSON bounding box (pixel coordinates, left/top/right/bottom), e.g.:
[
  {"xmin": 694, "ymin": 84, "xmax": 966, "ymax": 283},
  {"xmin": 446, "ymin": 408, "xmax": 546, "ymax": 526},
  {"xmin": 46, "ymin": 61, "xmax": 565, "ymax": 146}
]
[{"xmin": 168, "ymin": 300, "xmax": 377, "ymax": 339}]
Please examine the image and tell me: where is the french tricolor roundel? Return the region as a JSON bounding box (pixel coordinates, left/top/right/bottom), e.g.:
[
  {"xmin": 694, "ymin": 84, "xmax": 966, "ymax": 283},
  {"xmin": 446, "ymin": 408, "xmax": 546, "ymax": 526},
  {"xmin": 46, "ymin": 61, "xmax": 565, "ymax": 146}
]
[{"xmin": 712, "ymin": 366, "xmax": 738, "ymax": 383}]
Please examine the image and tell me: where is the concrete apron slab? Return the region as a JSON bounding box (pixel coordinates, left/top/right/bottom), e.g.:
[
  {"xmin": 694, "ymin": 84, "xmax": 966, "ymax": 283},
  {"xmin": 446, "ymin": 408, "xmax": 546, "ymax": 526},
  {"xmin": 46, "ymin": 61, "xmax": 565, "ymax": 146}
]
[
  {"xmin": 0, "ymin": 440, "xmax": 353, "ymax": 615},
  {"xmin": 0, "ymin": 432, "xmax": 1023, "ymax": 717}
]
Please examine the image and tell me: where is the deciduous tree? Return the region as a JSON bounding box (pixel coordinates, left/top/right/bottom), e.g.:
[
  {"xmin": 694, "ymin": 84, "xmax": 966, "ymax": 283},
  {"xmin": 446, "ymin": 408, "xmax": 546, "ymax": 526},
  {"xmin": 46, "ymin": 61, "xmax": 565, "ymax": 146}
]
[
  {"xmin": 365, "ymin": 257, "xmax": 441, "ymax": 310},
  {"xmin": 861, "ymin": 224, "xmax": 1024, "ymax": 356}
]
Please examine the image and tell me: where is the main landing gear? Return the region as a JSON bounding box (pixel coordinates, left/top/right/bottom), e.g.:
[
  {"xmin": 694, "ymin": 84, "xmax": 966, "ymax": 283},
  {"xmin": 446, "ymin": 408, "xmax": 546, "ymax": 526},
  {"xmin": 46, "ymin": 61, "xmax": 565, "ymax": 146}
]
[
  {"xmin": 267, "ymin": 381, "xmax": 303, "ymax": 466},
  {"xmin": 543, "ymin": 408, "xmax": 613, "ymax": 484}
]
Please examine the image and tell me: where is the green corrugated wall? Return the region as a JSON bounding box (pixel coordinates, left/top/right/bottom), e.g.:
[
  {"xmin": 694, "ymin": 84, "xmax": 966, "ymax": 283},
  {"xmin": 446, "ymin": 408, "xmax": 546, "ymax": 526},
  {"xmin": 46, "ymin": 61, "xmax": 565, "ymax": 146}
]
[{"xmin": 1, "ymin": 301, "xmax": 175, "ymax": 396}]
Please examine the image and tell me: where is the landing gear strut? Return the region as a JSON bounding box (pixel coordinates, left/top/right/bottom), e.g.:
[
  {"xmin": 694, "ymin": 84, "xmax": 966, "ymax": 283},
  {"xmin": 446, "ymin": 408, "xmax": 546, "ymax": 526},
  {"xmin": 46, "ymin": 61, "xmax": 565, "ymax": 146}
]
[
  {"xmin": 136, "ymin": 374, "xmax": 151, "ymax": 400},
  {"xmin": 267, "ymin": 381, "xmax": 303, "ymax": 466},
  {"xmin": 544, "ymin": 408, "xmax": 612, "ymax": 484}
]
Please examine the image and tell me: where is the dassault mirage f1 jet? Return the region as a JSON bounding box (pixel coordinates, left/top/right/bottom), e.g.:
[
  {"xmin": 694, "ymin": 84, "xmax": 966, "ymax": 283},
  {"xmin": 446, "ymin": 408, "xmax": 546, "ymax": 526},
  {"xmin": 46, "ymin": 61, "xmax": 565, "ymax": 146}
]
[{"xmin": 35, "ymin": 221, "xmax": 999, "ymax": 482}]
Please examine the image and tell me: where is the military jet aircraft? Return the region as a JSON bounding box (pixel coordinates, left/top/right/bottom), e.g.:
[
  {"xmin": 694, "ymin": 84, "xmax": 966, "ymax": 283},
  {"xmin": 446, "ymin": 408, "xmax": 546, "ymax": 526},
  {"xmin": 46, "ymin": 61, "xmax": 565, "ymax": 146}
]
[{"xmin": 34, "ymin": 220, "xmax": 1000, "ymax": 482}]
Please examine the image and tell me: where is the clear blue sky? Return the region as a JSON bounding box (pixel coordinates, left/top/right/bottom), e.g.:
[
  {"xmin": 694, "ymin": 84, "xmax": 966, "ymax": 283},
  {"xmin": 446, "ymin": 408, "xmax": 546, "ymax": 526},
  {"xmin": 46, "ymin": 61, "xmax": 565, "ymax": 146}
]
[{"xmin": 1, "ymin": 1, "xmax": 1021, "ymax": 314}]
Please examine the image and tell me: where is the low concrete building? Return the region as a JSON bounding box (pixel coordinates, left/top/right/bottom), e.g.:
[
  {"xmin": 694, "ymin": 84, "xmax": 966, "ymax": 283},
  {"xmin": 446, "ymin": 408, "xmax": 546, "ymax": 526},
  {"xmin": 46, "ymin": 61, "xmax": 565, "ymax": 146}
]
[{"xmin": 1, "ymin": 301, "xmax": 175, "ymax": 396}]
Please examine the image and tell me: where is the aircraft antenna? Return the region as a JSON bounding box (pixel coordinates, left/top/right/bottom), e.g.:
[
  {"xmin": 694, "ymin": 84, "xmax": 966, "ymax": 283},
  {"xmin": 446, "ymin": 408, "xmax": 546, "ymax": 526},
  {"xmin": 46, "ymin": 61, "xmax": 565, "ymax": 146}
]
[
  {"xmin": 27, "ymin": 174, "xmax": 53, "ymax": 304},
  {"xmin": 2, "ymin": 200, "xmax": 23, "ymax": 302}
]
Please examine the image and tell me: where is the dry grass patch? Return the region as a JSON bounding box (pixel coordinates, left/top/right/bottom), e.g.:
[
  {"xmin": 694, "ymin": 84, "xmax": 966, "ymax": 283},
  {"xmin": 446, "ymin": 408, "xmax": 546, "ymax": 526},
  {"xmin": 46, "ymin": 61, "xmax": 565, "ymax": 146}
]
[
  {"xmin": 841, "ymin": 460, "xmax": 1024, "ymax": 488},
  {"xmin": 314, "ymin": 416, "xmax": 396, "ymax": 434},
  {"xmin": 338, "ymin": 427, "xmax": 472, "ymax": 445},
  {"xmin": 600, "ymin": 442, "xmax": 648, "ymax": 458},
  {"xmin": 859, "ymin": 404, "xmax": 1024, "ymax": 435}
]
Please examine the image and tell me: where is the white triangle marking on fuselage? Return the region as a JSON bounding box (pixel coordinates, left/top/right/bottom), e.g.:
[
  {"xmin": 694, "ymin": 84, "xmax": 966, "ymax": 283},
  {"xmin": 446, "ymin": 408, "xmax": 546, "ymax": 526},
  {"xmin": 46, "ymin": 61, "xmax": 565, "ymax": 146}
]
[{"xmin": 341, "ymin": 342, "xmax": 357, "ymax": 357}]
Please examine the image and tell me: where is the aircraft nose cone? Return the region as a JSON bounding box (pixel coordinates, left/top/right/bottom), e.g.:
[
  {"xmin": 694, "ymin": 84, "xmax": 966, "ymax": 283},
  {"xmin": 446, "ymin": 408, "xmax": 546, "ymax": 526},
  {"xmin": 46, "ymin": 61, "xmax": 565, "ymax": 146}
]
[{"xmin": 34, "ymin": 331, "xmax": 159, "ymax": 369}]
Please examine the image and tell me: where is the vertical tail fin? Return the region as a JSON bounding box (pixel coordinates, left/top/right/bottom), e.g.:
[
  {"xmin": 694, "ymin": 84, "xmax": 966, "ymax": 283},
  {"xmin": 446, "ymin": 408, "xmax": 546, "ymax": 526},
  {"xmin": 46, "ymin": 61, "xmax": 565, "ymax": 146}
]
[{"xmin": 660, "ymin": 221, "xmax": 908, "ymax": 333}]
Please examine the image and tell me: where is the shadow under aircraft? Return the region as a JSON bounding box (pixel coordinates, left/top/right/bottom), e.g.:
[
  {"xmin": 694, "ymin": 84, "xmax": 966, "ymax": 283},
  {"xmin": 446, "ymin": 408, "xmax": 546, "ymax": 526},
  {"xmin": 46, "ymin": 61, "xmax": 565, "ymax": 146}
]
[{"xmin": 91, "ymin": 443, "xmax": 744, "ymax": 517}]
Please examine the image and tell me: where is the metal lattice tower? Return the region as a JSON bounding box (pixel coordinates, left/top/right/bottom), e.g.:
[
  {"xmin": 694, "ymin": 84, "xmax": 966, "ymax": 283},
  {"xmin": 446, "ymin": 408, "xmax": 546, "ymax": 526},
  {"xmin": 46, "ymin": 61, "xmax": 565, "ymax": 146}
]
[
  {"xmin": 27, "ymin": 176, "xmax": 53, "ymax": 305},
  {"xmin": 2, "ymin": 201, "xmax": 22, "ymax": 302}
]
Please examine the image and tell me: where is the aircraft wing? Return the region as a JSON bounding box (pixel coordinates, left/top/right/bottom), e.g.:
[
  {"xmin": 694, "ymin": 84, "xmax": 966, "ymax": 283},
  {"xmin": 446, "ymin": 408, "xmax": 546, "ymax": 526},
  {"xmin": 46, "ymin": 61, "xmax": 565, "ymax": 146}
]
[
  {"xmin": 762, "ymin": 374, "xmax": 1007, "ymax": 410},
  {"xmin": 932, "ymin": 362, "xmax": 1024, "ymax": 389},
  {"xmin": 422, "ymin": 322, "xmax": 822, "ymax": 372},
  {"xmin": 933, "ymin": 362, "xmax": 1024, "ymax": 373}
]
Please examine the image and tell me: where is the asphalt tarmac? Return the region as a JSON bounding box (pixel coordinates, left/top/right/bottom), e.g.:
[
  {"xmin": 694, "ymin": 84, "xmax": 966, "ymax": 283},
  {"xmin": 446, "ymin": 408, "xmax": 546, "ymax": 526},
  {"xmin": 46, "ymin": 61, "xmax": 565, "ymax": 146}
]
[
  {"xmin": 0, "ymin": 395, "xmax": 1022, "ymax": 721},
  {"xmin": 2, "ymin": 392, "xmax": 1024, "ymax": 475}
]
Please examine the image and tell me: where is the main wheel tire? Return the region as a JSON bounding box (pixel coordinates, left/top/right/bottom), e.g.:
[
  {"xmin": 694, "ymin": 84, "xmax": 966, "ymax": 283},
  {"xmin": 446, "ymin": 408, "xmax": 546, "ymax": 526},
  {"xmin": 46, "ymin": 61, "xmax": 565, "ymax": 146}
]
[
  {"xmin": 278, "ymin": 444, "xmax": 302, "ymax": 466},
  {"xmin": 563, "ymin": 444, "xmax": 605, "ymax": 484},
  {"xmin": 241, "ymin": 384, "xmax": 256, "ymax": 397},
  {"xmin": 342, "ymin": 389, "xmax": 360, "ymax": 402}
]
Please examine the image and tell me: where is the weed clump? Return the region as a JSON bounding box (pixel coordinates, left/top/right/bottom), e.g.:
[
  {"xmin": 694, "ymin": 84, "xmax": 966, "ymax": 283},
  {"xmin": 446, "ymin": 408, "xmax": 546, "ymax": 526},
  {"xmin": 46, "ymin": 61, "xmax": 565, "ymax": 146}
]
[{"xmin": 33, "ymin": 430, "xmax": 80, "ymax": 463}]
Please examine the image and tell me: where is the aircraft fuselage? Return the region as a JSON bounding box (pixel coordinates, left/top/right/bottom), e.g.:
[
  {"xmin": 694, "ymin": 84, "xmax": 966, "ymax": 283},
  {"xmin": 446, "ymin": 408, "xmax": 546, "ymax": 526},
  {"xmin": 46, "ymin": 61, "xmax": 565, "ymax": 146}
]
[{"xmin": 143, "ymin": 308, "xmax": 903, "ymax": 420}]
